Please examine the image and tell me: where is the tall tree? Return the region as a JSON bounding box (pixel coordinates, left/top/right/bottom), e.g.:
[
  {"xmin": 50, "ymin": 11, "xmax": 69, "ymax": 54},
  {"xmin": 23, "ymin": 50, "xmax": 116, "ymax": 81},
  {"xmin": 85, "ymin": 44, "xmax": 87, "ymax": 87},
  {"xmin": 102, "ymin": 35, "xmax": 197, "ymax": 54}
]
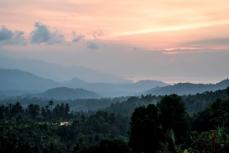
[
  {"xmin": 26, "ymin": 104, "xmax": 40, "ymax": 118},
  {"xmin": 158, "ymin": 94, "xmax": 190, "ymax": 145},
  {"xmin": 129, "ymin": 104, "xmax": 164, "ymax": 153}
]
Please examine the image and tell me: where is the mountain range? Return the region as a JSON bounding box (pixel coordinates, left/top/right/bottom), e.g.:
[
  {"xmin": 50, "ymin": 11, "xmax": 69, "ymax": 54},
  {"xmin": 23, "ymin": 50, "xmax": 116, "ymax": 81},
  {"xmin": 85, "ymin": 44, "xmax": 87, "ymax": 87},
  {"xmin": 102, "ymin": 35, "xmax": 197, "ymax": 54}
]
[
  {"xmin": 0, "ymin": 69, "xmax": 58, "ymax": 91},
  {"xmin": 145, "ymin": 79, "xmax": 229, "ymax": 95},
  {"xmin": 0, "ymin": 68, "xmax": 167, "ymax": 97},
  {"xmin": 0, "ymin": 54, "xmax": 128, "ymax": 83},
  {"xmin": 64, "ymin": 77, "xmax": 167, "ymax": 96},
  {"xmin": 1, "ymin": 68, "xmax": 228, "ymax": 99}
]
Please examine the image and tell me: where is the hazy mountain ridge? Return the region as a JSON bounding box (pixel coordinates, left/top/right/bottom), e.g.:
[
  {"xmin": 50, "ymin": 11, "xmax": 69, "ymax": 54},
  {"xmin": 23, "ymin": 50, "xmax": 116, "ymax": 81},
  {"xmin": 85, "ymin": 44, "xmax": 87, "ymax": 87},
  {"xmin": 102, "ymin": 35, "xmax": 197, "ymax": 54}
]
[
  {"xmin": 64, "ymin": 78, "xmax": 168, "ymax": 97},
  {"xmin": 0, "ymin": 55, "xmax": 128, "ymax": 83},
  {"xmin": 145, "ymin": 79, "xmax": 229, "ymax": 95},
  {"xmin": 0, "ymin": 68, "xmax": 167, "ymax": 98},
  {"xmin": 0, "ymin": 69, "xmax": 59, "ymax": 91},
  {"xmin": 2, "ymin": 68, "xmax": 229, "ymax": 98}
]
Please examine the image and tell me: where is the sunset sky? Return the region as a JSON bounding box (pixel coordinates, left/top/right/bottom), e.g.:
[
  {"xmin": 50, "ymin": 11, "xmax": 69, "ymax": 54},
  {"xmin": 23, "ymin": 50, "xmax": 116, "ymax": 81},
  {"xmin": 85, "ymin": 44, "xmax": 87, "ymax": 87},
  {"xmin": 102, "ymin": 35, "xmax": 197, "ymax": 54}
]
[{"xmin": 0, "ymin": 0, "xmax": 229, "ymax": 83}]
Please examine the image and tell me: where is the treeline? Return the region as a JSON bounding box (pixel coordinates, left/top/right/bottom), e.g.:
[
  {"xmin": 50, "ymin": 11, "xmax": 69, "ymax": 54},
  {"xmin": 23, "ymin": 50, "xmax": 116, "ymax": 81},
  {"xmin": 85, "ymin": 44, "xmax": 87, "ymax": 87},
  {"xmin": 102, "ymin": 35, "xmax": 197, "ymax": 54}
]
[
  {"xmin": 0, "ymin": 92, "xmax": 229, "ymax": 153},
  {"xmin": 0, "ymin": 101, "xmax": 71, "ymax": 120},
  {"xmin": 0, "ymin": 97, "xmax": 120, "ymax": 112},
  {"xmin": 105, "ymin": 95, "xmax": 160, "ymax": 116},
  {"xmin": 1, "ymin": 87, "xmax": 229, "ymax": 115},
  {"xmin": 106, "ymin": 87, "xmax": 229, "ymax": 116},
  {"xmin": 184, "ymin": 87, "xmax": 229, "ymax": 112}
]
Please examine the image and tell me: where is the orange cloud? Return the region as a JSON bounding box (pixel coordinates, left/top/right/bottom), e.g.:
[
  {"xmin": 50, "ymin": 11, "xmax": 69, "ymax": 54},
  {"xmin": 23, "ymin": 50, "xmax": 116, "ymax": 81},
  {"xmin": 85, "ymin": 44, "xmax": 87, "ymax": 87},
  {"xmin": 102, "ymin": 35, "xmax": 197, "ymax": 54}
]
[{"xmin": 0, "ymin": 0, "xmax": 229, "ymax": 49}]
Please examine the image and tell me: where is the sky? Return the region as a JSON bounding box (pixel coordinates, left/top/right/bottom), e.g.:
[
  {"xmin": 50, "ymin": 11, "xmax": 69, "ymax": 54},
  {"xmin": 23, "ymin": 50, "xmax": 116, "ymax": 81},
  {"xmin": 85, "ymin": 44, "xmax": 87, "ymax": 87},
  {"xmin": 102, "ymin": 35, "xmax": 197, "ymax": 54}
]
[{"xmin": 0, "ymin": 0, "xmax": 229, "ymax": 83}]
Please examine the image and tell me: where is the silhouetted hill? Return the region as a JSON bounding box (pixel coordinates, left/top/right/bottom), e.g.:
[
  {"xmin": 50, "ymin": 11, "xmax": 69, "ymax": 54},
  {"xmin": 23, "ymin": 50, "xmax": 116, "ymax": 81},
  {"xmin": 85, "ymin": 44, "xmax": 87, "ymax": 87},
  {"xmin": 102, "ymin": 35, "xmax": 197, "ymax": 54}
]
[
  {"xmin": 131, "ymin": 80, "xmax": 167, "ymax": 89},
  {"xmin": 0, "ymin": 69, "xmax": 58, "ymax": 91},
  {"xmin": 38, "ymin": 87, "xmax": 100, "ymax": 100},
  {"xmin": 64, "ymin": 79, "xmax": 168, "ymax": 97},
  {"xmin": 145, "ymin": 79, "xmax": 229, "ymax": 95}
]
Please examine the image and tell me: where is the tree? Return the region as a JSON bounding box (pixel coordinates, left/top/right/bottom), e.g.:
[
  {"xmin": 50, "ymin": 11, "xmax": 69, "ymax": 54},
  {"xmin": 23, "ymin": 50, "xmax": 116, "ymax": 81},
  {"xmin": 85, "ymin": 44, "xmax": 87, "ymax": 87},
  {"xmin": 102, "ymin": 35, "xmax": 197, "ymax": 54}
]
[
  {"xmin": 157, "ymin": 95, "xmax": 190, "ymax": 147},
  {"xmin": 129, "ymin": 104, "xmax": 164, "ymax": 153},
  {"xmin": 193, "ymin": 98, "xmax": 229, "ymax": 131},
  {"xmin": 64, "ymin": 103, "xmax": 70, "ymax": 117},
  {"xmin": 11, "ymin": 102, "xmax": 23, "ymax": 115},
  {"xmin": 53, "ymin": 103, "xmax": 69, "ymax": 118},
  {"xmin": 49, "ymin": 100, "xmax": 54, "ymax": 110},
  {"xmin": 26, "ymin": 104, "xmax": 40, "ymax": 118}
]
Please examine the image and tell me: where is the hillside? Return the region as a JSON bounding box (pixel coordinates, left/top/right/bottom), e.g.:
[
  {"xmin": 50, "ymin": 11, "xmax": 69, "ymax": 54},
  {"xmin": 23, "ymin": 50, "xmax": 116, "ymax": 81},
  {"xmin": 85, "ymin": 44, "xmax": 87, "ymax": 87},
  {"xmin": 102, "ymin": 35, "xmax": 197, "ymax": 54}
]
[
  {"xmin": 0, "ymin": 69, "xmax": 58, "ymax": 91},
  {"xmin": 145, "ymin": 79, "xmax": 229, "ymax": 96},
  {"xmin": 0, "ymin": 55, "xmax": 128, "ymax": 83},
  {"xmin": 105, "ymin": 87, "xmax": 229, "ymax": 116},
  {"xmin": 65, "ymin": 78, "xmax": 168, "ymax": 97},
  {"xmin": 38, "ymin": 87, "xmax": 100, "ymax": 100}
]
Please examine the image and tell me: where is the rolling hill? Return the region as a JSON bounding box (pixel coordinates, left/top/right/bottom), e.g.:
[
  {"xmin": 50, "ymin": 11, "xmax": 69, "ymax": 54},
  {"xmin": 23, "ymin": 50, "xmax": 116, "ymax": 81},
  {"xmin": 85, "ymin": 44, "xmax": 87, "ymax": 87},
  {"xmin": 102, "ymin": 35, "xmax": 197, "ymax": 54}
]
[
  {"xmin": 145, "ymin": 79, "xmax": 229, "ymax": 96},
  {"xmin": 38, "ymin": 87, "xmax": 100, "ymax": 100},
  {"xmin": 0, "ymin": 68, "xmax": 168, "ymax": 98},
  {"xmin": 64, "ymin": 78, "xmax": 168, "ymax": 97},
  {"xmin": 0, "ymin": 69, "xmax": 58, "ymax": 91}
]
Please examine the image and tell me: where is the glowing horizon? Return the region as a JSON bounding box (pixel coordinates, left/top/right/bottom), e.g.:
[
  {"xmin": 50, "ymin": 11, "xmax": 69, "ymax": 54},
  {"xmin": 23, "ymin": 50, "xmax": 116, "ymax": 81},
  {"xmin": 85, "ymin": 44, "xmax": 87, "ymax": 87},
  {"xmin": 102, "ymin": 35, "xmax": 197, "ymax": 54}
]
[
  {"xmin": 0, "ymin": 0, "xmax": 229, "ymax": 83},
  {"xmin": 1, "ymin": 0, "xmax": 229, "ymax": 49}
]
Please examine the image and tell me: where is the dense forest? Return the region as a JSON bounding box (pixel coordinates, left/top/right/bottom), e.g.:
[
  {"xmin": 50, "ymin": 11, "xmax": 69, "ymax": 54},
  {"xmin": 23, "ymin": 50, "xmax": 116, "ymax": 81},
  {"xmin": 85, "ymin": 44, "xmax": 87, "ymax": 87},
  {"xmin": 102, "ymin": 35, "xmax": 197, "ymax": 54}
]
[
  {"xmin": 1, "ymin": 87, "xmax": 229, "ymax": 114},
  {"xmin": 0, "ymin": 88, "xmax": 229, "ymax": 153}
]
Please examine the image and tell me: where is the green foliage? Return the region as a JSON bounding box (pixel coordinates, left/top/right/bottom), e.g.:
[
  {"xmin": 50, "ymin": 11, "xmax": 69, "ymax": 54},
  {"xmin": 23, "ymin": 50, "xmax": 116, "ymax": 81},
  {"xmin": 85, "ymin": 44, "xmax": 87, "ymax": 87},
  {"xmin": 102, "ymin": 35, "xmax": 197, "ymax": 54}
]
[
  {"xmin": 0, "ymin": 102, "xmax": 71, "ymax": 121},
  {"xmin": 0, "ymin": 89, "xmax": 229, "ymax": 153},
  {"xmin": 192, "ymin": 98, "xmax": 229, "ymax": 131},
  {"xmin": 129, "ymin": 95, "xmax": 191, "ymax": 153},
  {"xmin": 158, "ymin": 95, "xmax": 190, "ymax": 144},
  {"xmin": 129, "ymin": 104, "xmax": 164, "ymax": 153},
  {"xmin": 0, "ymin": 102, "xmax": 129, "ymax": 153},
  {"xmin": 0, "ymin": 97, "xmax": 118, "ymax": 112},
  {"xmin": 189, "ymin": 98, "xmax": 229, "ymax": 153},
  {"xmin": 0, "ymin": 121, "xmax": 65, "ymax": 153},
  {"xmin": 183, "ymin": 149, "xmax": 189, "ymax": 153},
  {"xmin": 184, "ymin": 87, "xmax": 229, "ymax": 113},
  {"xmin": 105, "ymin": 95, "xmax": 160, "ymax": 116}
]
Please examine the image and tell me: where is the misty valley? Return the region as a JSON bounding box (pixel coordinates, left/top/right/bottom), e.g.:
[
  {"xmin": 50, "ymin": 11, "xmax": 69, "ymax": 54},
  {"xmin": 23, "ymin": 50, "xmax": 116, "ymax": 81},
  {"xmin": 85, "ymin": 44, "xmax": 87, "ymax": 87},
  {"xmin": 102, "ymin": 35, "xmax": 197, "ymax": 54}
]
[{"xmin": 0, "ymin": 68, "xmax": 229, "ymax": 153}]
